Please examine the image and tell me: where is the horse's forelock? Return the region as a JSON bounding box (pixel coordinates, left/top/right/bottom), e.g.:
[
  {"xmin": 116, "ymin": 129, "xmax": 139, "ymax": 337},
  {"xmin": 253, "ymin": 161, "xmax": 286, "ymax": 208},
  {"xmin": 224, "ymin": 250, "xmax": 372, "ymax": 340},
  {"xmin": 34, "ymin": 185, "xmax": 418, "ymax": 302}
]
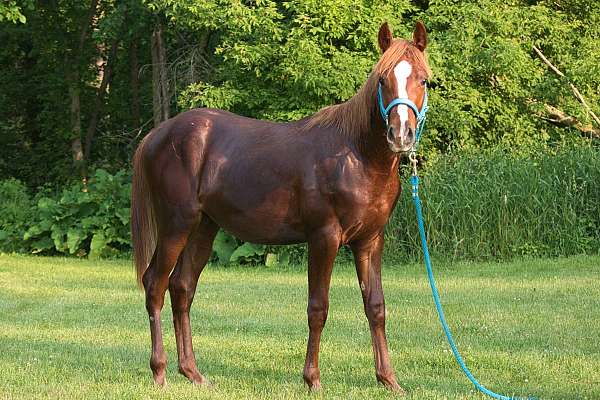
[{"xmin": 376, "ymin": 39, "xmax": 432, "ymax": 78}]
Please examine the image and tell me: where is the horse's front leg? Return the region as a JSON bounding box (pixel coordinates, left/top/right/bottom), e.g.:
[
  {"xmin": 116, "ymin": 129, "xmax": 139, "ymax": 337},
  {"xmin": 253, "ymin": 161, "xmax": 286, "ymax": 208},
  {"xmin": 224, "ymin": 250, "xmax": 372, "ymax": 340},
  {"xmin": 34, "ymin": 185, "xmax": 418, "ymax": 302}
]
[
  {"xmin": 303, "ymin": 225, "xmax": 340, "ymax": 390},
  {"xmin": 350, "ymin": 232, "xmax": 405, "ymax": 394}
]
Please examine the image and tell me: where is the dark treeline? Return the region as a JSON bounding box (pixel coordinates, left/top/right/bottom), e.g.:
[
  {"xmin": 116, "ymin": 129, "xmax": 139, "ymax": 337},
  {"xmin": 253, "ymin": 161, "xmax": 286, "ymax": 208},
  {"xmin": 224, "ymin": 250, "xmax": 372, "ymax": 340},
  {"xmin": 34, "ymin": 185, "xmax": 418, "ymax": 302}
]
[{"xmin": 1, "ymin": 0, "xmax": 598, "ymax": 188}]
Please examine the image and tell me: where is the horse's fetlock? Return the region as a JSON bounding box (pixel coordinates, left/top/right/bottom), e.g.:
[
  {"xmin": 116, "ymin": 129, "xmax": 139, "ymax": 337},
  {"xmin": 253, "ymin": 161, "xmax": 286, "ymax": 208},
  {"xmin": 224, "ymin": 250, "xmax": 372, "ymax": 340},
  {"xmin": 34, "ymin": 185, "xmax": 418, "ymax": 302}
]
[
  {"xmin": 178, "ymin": 361, "xmax": 195, "ymax": 376},
  {"xmin": 303, "ymin": 366, "xmax": 321, "ymax": 385},
  {"xmin": 150, "ymin": 353, "xmax": 167, "ymax": 373}
]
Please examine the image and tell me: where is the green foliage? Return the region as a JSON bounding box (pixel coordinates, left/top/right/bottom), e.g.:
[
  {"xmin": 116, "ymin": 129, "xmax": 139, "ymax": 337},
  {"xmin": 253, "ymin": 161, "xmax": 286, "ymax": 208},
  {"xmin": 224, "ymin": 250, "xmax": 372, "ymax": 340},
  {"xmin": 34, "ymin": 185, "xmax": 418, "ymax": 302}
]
[
  {"xmin": 212, "ymin": 230, "xmax": 238, "ymax": 264},
  {"xmin": 0, "ymin": 179, "xmax": 33, "ymax": 252},
  {"xmin": 19, "ymin": 169, "xmax": 131, "ymax": 257},
  {"xmin": 211, "ymin": 230, "xmax": 305, "ymax": 266},
  {"xmin": 153, "ymin": 0, "xmax": 413, "ymax": 120},
  {"xmin": 0, "ymin": 0, "xmax": 33, "ymax": 23},
  {"xmin": 1, "ymin": 1, "xmax": 599, "ymax": 264},
  {"xmin": 0, "ymin": 0, "xmax": 153, "ymax": 187},
  {"xmin": 2, "ymin": 0, "xmax": 599, "ymax": 187},
  {"xmin": 386, "ymin": 146, "xmax": 600, "ymax": 261},
  {"xmin": 148, "ymin": 0, "xmax": 600, "ymax": 158},
  {"xmin": 2, "ymin": 147, "xmax": 599, "ymax": 263},
  {"xmin": 421, "ymin": 0, "xmax": 600, "ymax": 155},
  {"xmin": 229, "ymin": 242, "xmax": 266, "ymax": 264}
]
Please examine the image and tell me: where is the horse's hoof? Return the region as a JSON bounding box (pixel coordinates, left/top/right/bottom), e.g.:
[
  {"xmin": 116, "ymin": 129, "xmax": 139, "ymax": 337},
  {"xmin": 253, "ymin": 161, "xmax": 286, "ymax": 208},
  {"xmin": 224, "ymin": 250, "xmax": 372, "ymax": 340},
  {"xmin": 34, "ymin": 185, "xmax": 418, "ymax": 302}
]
[
  {"xmin": 191, "ymin": 375, "xmax": 212, "ymax": 387},
  {"xmin": 153, "ymin": 373, "xmax": 167, "ymax": 387},
  {"xmin": 303, "ymin": 367, "xmax": 321, "ymax": 391},
  {"xmin": 377, "ymin": 374, "xmax": 406, "ymax": 395},
  {"xmin": 179, "ymin": 366, "xmax": 211, "ymax": 387},
  {"xmin": 386, "ymin": 382, "xmax": 407, "ymax": 395}
]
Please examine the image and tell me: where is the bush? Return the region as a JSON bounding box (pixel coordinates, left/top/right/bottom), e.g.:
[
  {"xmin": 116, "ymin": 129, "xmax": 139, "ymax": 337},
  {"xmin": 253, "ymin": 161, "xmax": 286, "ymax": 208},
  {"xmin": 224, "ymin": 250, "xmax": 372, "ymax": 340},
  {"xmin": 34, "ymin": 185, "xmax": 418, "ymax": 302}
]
[
  {"xmin": 0, "ymin": 178, "xmax": 32, "ymax": 252},
  {"xmin": 386, "ymin": 146, "xmax": 600, "ymax": 261},
  {"xmin": 22, "ymin": 169, "xmax": 131, "ymax": 258},
  {"xmin": 211, "ymin": 230, "xmax": 307, "ymax": 266}
]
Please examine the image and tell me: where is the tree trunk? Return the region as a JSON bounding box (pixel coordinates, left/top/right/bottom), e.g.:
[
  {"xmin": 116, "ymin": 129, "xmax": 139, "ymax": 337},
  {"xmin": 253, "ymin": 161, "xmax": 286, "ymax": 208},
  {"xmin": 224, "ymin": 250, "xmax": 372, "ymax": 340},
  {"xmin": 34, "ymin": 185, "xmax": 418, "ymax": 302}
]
[
  {"xmin": 69, "ymin": 0, "xmax": 99, "ymax": 184},
  {"xmin": 151, "ymin": 20, "xmax": 169, "ymax": 128},
  {"xmin": 129, "ymin": 37, "xmax": 141, "ymax": 127},
  {"xmin": 69, "ymin": 82, "xmax": 84, "ymax": 166},
  {"xmin": 83, "ymin": 39, "xmax": 119, "ymax": 162}
]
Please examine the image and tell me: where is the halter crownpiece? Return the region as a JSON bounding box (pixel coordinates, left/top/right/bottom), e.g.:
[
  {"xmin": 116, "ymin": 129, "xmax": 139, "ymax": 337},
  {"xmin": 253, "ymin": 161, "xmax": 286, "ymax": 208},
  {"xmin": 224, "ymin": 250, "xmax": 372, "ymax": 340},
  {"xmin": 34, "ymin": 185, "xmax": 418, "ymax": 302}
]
[{"xmin": 377, "ymin": 82, "xmax": 429, "ymax": 145}]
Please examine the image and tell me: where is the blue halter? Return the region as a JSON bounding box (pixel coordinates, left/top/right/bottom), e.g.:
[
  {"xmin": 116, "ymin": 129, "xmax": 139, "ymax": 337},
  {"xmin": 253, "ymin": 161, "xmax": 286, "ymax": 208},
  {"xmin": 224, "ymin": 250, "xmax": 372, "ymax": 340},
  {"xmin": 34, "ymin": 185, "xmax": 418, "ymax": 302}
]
[{"xmin": 377, "ymin": 81, "xmax": 429, "ymax": 144}]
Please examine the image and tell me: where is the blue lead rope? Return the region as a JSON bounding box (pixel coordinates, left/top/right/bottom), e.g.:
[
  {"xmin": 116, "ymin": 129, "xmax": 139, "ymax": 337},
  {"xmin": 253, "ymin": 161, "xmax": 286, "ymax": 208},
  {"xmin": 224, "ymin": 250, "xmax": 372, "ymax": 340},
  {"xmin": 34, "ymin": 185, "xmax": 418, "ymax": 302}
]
[
  {"xmin": 378, "ymin": 82, "xmax": 534, "ymax": 399},
  {"xmin": 410, "ymin": 174, "xmax": 534, "ymax": 400}
]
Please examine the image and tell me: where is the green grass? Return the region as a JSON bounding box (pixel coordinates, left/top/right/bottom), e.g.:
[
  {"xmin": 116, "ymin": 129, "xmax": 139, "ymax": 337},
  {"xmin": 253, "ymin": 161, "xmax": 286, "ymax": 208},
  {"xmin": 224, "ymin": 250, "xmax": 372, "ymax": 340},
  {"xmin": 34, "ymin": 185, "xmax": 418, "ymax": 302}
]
[{"xmin": 0, "ymin": 254, "xmax": 599, "ymax": 399}]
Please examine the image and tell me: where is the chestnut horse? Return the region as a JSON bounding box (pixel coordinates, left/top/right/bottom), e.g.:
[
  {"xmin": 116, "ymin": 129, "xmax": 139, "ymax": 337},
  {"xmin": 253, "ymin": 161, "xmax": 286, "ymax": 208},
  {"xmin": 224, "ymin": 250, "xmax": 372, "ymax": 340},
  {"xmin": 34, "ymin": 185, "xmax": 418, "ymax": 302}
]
[{"xmin": 131, "ymin": 22, "xmax": 431, "ymax": 392}]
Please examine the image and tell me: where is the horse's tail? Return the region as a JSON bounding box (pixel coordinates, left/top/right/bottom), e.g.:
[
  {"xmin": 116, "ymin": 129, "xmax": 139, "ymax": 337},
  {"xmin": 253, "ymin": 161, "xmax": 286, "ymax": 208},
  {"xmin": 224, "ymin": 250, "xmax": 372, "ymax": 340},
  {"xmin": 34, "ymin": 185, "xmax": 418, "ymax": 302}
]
[{"xmin": 131, "ymin": 134, "xmax": 157, "ymax": 288}]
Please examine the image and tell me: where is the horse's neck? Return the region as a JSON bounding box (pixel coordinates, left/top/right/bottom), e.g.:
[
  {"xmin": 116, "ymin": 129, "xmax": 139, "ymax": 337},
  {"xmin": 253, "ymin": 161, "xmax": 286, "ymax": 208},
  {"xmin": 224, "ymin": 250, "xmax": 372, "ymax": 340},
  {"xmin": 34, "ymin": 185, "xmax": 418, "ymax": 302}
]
[
  {"xmin": 302, "ymin": 94, "xmax": 398, "ymax": 171},
  {"xmin": 352, "ymin": 114, "xmax": 399, "ymax": 171}
]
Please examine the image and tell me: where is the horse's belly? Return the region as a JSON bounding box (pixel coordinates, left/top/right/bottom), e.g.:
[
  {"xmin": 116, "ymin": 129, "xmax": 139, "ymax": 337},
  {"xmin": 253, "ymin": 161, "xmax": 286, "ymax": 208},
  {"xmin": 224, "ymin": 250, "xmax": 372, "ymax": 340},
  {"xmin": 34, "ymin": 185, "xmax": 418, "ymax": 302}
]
[{"xmin": 201, "ymin": 186, "xmax": 307, "ymax": 245}]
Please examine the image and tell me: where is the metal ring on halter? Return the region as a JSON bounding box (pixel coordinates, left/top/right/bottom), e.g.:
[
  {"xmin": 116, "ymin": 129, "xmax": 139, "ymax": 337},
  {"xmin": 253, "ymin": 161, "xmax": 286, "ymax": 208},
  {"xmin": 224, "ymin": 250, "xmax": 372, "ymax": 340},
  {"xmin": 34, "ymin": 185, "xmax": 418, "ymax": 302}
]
[{"xmin": 409, "ymin": 151, "xmax": 418, "ymax": 176}]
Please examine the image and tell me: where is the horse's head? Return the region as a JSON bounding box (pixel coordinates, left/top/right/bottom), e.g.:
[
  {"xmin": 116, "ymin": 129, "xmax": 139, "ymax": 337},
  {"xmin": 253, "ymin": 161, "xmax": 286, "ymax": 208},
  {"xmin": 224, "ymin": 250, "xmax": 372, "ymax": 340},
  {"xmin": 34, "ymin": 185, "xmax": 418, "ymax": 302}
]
[{"xmin": 376, "ymin": 22, "xmax": 430, "ymax": 153}]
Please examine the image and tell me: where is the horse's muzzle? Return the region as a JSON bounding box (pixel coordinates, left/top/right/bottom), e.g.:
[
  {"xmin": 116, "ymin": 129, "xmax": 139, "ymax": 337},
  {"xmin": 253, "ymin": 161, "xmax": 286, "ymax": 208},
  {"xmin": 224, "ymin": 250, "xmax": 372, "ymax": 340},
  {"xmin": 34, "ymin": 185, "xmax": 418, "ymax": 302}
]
[{"xmin": 386, "ymin": 125, "xmax": 415, "ymax": 153}]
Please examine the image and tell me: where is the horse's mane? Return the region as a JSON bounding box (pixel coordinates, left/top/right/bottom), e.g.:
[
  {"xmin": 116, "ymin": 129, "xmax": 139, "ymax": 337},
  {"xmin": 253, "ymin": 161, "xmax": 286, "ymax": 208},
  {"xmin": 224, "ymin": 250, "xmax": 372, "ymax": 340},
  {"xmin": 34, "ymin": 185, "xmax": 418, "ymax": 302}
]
[{"xmin": 304, "ymin": 39, "xmax": 432, "ymax": 139}]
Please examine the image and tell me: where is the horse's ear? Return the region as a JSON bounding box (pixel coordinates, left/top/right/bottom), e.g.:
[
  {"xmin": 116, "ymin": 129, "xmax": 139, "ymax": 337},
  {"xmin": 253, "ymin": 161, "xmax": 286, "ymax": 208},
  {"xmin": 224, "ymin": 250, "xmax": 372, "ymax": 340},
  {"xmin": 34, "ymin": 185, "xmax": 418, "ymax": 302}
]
[
  {"xmin": 378, "ymin": 22, "xmax": 393, "ymax": 53},
  {"xmin": 413, "ymin": 21, "xmax": 427, "ymax": 52}
]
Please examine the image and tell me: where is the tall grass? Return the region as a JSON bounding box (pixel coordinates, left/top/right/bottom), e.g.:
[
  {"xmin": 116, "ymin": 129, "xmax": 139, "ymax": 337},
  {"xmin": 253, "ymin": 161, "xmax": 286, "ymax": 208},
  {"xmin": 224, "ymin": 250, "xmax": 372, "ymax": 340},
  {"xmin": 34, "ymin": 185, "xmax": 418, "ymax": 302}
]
[{"xmin": 386, "ymin": 146, "xmax": 600, "ymax": 261}]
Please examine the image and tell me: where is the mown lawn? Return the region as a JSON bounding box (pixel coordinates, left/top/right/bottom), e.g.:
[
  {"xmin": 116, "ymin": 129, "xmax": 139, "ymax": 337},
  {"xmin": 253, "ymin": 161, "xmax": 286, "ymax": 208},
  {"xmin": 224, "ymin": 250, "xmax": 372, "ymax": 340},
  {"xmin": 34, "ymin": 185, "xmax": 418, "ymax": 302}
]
[{"xmin": 0, "ymin": 254, "xmax": 598, "ymax": 399}]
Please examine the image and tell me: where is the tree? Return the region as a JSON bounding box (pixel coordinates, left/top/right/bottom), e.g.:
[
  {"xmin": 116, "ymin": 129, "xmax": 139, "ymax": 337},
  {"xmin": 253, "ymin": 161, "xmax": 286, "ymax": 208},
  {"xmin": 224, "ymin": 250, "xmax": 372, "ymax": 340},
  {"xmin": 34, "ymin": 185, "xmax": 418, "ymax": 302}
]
[
  {"xmin": 0, "ymin": 0, "xmax": 598, "ymax": 188},
  {"xmin": 0, "ymin": 0, "xmax": 154, "ymax": 187}
]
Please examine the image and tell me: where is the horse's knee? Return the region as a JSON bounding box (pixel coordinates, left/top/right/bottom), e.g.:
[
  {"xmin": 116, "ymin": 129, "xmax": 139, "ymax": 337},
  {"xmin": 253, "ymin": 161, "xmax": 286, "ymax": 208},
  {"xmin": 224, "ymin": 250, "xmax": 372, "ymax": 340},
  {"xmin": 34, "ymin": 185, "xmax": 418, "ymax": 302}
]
[
  {"xmin": 307, "ymin": 300, "xmax": 328, "ymax": 330},
  {"xmin": 367, "ymin": 301, "xmax": 386, "ymax": 329}
]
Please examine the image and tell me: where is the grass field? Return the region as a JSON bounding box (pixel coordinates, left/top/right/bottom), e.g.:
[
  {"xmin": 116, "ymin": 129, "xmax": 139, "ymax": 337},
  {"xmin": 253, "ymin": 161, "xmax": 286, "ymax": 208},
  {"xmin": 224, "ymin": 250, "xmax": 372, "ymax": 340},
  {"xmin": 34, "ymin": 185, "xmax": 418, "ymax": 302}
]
[{"xmin": 0, "ymin": 254, "xmax": 598, "ymax": 399}]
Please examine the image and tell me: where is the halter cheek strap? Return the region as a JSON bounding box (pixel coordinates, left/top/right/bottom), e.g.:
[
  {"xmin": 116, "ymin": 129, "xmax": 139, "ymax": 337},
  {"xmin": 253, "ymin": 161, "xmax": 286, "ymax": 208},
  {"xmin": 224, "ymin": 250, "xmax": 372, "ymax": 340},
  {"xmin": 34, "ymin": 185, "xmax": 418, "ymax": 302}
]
[{"xmin": 377, "ymin": 82, "xmax": 429, "ymax": 144}]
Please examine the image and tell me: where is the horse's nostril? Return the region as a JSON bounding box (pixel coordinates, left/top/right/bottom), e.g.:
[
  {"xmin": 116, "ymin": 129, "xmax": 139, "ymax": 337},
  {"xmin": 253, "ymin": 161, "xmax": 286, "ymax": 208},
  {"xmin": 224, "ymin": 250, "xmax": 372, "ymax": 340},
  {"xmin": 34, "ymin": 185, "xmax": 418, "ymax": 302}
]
[{"xmin": 387, "ymin": 126, "xmax": 395, "ymax": 142}]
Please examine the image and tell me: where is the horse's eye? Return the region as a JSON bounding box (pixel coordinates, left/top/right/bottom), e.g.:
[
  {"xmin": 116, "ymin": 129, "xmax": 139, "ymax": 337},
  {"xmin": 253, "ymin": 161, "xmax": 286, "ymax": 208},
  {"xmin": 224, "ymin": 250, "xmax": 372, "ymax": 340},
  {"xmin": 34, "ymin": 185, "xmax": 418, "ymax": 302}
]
[
  {"xmin": 421, "ymin": 79, "xmax": 428, "ymax": 86},
  {"xmin": 379, "ymin": 76, "xmax": 385, "ymax": 86}
]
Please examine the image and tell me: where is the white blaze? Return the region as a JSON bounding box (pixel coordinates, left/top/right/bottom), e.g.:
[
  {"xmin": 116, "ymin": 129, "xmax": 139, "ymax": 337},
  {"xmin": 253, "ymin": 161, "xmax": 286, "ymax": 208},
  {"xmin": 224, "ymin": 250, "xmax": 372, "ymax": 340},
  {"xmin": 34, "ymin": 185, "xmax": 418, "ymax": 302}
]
[{"xmin": 393, "ymin": 61, "xmax": 413, "ymax": 127}]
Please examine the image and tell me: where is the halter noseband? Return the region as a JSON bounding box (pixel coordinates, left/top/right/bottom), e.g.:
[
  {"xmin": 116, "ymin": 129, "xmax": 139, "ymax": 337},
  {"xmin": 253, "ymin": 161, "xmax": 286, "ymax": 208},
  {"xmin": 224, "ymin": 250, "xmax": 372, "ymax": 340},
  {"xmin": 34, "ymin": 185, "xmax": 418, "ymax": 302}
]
[{"xmin": 377, "ymin": 82, "xmax": 429, "ymax": 144}]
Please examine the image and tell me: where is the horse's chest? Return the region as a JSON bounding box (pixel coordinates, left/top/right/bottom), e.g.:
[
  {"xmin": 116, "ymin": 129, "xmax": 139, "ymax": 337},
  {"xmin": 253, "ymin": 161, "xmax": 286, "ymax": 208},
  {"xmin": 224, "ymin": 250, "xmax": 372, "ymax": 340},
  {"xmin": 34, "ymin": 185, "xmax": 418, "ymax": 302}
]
[{"xmin": 333, "ymin": 175, "xmax": 400, "ymax": 240}]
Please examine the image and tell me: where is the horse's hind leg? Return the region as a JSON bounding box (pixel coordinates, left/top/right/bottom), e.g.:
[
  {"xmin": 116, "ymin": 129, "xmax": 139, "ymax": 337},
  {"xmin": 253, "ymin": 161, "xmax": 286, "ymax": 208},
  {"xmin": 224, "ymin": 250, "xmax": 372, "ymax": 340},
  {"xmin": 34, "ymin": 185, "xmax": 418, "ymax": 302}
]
[
  {"xmin": 169, "ymin": 214, "xmax": 218, "ymax": 385},
  {"xmin": 350, "ymin": 232, "xmax": 404, "ymax": 393},
  {"xmin": 143, "ymin": 216, "xmax": 196, "ymax": 385}
]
